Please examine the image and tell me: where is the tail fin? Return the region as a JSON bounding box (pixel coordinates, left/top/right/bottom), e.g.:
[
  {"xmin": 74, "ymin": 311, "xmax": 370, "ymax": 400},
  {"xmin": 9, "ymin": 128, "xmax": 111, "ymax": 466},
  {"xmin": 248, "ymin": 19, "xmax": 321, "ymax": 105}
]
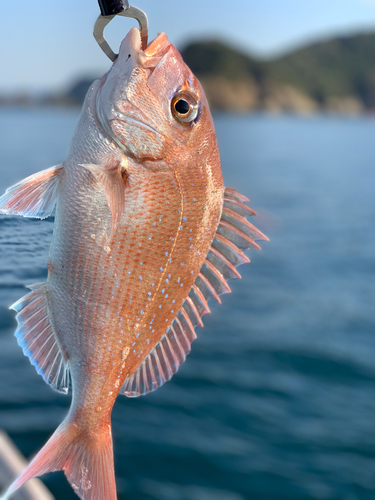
[{"xmin": 2, "ymin": 418, "xmax": 116, "ymax": 500}]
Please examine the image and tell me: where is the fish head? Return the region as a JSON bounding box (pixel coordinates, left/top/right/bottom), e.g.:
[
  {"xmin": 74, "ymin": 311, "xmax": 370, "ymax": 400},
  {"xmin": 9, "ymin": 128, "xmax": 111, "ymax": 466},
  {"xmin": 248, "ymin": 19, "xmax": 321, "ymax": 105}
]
[{"xmin": 96, "ymin": 28, "xmax": 220, "ymax": 167}]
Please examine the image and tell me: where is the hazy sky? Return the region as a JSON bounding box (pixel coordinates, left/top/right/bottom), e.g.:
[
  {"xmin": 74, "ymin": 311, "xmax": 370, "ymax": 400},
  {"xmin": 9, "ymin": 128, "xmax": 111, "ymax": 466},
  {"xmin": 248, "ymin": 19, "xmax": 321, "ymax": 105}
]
[{"xmin": 2, "ymin": 0, "xmax": 375, "ymax": 92}]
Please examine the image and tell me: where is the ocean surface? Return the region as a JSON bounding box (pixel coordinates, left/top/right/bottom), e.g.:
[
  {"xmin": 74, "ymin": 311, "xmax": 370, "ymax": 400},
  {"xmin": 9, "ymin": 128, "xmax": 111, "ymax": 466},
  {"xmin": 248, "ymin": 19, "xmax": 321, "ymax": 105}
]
[{"xmin": 0, "ymin": 109, "xmax": 375, "ymax": 500}]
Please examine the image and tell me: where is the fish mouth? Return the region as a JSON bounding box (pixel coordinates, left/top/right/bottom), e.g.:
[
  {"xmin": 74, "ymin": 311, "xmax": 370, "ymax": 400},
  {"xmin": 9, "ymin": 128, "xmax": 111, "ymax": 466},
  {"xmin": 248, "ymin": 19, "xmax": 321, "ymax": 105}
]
[
  {"xmin": 125, "ymin": 27, "xmax": 170, "ymax": 67},
  {"xmin": 145, "ymin": 32, "xmax": 170, "ymax": 56},
  {"xmin": 95, "ymin": 28, "xmax": 169, "ymax": 157}
]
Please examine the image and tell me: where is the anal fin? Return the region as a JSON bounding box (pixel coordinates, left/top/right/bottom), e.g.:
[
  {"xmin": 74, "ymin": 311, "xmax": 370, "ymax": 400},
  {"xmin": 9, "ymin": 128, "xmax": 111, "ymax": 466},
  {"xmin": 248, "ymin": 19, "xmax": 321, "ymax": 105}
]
[
  {"xmin": 0, "ymin": 165, "xmax": 62, "ymax": 219},
  {"xmin": 11, "ymin": 284, "xmax": 70, "ymax": 393}
]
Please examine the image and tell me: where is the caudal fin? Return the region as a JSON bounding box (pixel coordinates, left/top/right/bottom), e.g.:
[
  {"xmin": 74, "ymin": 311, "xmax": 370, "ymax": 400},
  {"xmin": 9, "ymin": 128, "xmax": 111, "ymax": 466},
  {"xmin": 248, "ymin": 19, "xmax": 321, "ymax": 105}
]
[{"xmin": 2, "ymin": 418, "xmax": 116, "ymax": 500}]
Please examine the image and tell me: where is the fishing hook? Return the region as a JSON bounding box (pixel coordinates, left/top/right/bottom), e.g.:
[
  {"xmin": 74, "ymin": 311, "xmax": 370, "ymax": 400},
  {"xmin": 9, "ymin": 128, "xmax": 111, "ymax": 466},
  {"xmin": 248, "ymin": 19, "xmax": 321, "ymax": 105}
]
[{"xmin": 94, "ymin": 0, "xmax": 148, "ymax": 61}]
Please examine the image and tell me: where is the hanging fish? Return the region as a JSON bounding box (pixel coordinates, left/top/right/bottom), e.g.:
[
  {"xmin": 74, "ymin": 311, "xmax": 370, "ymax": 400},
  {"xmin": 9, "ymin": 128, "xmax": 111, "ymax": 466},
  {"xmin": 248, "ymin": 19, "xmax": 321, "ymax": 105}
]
[{"xmin": 0, "ymin": 27, "xmax": 267, "ymax": 500}]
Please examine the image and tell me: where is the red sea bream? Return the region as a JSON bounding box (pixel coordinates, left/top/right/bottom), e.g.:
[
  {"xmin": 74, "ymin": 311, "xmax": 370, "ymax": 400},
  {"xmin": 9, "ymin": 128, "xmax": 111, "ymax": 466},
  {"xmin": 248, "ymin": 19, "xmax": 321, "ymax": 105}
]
[{"xmin": 0, "ymin": 28, "xmax": 267, "ymax": 500}]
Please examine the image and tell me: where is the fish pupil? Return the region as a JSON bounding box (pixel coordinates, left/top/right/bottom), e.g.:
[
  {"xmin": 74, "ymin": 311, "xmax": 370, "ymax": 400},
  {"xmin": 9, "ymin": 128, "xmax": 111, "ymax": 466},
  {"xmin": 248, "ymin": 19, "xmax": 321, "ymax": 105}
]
[{"xmin": 175, "ymin": 99, "xmax": 190, "ymax": 115}]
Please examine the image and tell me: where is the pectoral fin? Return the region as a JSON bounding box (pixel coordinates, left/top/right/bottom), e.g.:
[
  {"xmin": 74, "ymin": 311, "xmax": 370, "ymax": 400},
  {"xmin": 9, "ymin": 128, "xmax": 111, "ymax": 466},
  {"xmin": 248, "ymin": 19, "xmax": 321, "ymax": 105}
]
[
  {"xmin": 81, "ymin": 162, "xmax": 127, "ymax": 240},
  {"xmin": 0, "ymin": 165, "xmax": 63, "ymax": 219}
]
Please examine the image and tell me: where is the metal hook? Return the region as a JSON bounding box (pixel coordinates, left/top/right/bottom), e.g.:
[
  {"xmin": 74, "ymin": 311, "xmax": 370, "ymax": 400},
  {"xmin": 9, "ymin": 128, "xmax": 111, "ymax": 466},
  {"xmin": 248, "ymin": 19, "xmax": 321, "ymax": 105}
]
[{"xmin": 94, "ymin": 4, "xmax": 148, "ymax": 61}]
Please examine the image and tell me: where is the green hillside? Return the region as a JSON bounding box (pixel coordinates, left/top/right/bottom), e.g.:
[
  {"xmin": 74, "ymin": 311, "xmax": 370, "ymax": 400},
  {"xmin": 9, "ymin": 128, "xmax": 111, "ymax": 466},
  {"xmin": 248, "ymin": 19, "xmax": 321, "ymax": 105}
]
[
  {"xmin": 266, "ymin": 33, "xmax": 375, "ymax": 108},
  {"xmin": 9, "ymin": 31, "xmax": 375, "ymax": 113},
  {"xmin": 181, "ymin": 32, "xmax": 375, "ymax": 113}
]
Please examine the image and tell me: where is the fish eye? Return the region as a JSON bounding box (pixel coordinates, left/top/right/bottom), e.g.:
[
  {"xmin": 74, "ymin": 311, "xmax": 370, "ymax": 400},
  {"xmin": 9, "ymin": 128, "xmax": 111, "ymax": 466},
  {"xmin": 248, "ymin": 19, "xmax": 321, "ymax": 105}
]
[{"xmin": 171, "ymin": 92, "xmax": 199, "ymax": 123}]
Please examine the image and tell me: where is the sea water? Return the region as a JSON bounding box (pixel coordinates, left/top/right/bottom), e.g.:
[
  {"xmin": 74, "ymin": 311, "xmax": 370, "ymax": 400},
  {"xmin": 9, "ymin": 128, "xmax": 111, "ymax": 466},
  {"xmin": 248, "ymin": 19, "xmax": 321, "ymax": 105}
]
[{"xmin": 0, "ymin": 109, "xmax": 375, "ymax": 500}]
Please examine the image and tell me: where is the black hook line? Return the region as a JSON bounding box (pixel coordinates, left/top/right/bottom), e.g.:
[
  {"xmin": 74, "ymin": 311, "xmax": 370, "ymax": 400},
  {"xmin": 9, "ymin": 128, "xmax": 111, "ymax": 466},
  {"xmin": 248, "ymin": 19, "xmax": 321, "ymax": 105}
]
[{"xmin": 98, "ymin": 0, "xmax": 130, "ymax": 16}]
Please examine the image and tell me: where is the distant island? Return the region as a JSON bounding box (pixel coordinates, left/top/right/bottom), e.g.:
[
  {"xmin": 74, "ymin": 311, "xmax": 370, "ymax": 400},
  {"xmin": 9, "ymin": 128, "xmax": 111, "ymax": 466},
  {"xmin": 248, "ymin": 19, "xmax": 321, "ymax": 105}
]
[
  {"xmin": 181, "ymin": 31, "xmax": 375, "ymax": 114},
  {"xmin": 3, "ymin": 31, "xmax": 375, "ymax": 114}
]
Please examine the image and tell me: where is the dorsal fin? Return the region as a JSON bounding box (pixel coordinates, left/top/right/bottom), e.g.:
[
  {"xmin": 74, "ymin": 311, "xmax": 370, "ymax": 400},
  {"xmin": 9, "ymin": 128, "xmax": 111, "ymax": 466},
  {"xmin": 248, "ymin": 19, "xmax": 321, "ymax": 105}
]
[{"xmin": 121, "ymin": 188, "xmax": 267, "ymax": 397}]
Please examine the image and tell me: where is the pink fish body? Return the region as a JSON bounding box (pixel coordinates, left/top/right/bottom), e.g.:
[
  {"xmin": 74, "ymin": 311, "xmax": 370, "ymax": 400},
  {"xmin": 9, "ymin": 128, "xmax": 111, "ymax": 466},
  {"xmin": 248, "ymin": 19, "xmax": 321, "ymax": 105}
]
[{"xmin": 0, "ymin": 28, "xmax": 267, "ymax": 500}]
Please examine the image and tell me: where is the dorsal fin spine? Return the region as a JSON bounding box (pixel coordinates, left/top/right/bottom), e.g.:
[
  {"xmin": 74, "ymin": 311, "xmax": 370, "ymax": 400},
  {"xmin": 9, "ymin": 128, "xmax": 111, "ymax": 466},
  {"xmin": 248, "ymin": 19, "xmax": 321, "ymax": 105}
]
[
  {"xmin": 185, "ymin": 296, "xmax": 204, "ymax": 327},
  {"xmin": 218, "ymin": 221, "xmax": 261, "ymax": 250},
  {"xmin": 180, "ymin": 308, "xmax": 196, "ymax": 338},
  {"xmin": 160, "ymin": 341, "xmax": 173, "ymax": 379},
  {"xmin": 192, "ymin": 285, "xmax": 211, "ymax": 314},
  {"xmin": 143, "ymin": 363, "xmax": 150, "ymax": 393},
  {"xmin": 154, "ymin": 348, "xmax": 165, "ymax": 385},
  {"xmin": 169, "ymin": 325, "xmax": 186, "ymax": 363},
  {"xmin": 165, "ymin": 331, "xmax": 181, "ymax": 366},
  {"xmin": 197, "ymin": 272, "xmax": 222, "ymax": 303},
  {"xmin": 222, "ymin": 207, "xmax": 268, "ymax": 241},
  {"xmin": 203, "ymin": 260, "xmax": 231, "ymax": 294},
  {"xmin": 213, "ymin": 234, "xmax": 250, "ymax": 265},
  {"xmin": 136, "ymin": 368, "xmax": 141, "ymax": 392},
  {"xmin": 174, "ymin": 317, "xmax": 191, "ymax": 349},
  {"xmin": 224, "ymin": 187, "xmax": 250, "ymax": 203},
  {"xmin": 209, "ymin": 246, "xmax": 241, "ymax": 279}
]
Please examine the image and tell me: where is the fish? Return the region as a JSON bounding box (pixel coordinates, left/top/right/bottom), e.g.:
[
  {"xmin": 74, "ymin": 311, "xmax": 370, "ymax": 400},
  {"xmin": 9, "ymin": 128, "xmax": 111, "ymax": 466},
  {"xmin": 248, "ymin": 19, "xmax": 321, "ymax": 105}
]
[{"xmin": 0, "ymin": 27, "xmax": 267, "ymax": 500}]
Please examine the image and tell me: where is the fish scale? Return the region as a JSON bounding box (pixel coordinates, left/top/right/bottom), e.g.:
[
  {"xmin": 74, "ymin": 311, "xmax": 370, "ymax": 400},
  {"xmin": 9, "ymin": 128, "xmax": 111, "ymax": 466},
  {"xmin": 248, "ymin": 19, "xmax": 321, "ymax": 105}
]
[{"xmin": 0, "ymin": 27, "xmax": 267, "ymax": 500}]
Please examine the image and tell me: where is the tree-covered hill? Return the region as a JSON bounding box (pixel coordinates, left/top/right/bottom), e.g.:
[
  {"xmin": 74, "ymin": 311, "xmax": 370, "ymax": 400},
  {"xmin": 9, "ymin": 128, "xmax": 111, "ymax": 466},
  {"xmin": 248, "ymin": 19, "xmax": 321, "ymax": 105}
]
[
  {"xmin": 181, "ymin": 32, "xmax": 375, "ymax": 113},
  {"xmin": 6, "ymin": 31, "xmax": 375, "ymax": 114}
]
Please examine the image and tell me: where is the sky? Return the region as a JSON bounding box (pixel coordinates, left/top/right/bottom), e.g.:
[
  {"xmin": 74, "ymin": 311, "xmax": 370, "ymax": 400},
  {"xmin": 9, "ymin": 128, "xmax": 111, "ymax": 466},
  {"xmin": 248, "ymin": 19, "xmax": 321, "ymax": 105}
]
[{"xmin": 2, "ymin": 0, "xmax": 375, "ymax": 92}]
